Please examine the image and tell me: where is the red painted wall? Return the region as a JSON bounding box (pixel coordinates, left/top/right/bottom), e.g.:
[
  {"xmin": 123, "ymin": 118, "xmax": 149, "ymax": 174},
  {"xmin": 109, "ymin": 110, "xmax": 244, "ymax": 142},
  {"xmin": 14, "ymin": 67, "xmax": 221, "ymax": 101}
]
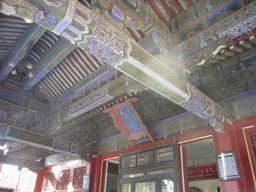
[{"xmin": 231, "ymin": 116, "xmax": 256, "ymax": 192}]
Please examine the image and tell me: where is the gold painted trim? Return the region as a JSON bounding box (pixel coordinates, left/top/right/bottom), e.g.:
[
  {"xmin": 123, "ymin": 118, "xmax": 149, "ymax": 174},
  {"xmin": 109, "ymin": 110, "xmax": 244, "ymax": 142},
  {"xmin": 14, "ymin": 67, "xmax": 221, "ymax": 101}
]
[
  {"xmin": 99, "ymin": 156, "xmax": 119, "ymax": 192},
  {"xmin": 242, "ymin": 126, "xmax": 256, "ymax": 189},
  {"xmin": 242, "ymin": 125, "xmax": 254, "ymax": 130},
  {"xmin": 178, "ymin": 135, "xmax": 212, "ymax": 145}
]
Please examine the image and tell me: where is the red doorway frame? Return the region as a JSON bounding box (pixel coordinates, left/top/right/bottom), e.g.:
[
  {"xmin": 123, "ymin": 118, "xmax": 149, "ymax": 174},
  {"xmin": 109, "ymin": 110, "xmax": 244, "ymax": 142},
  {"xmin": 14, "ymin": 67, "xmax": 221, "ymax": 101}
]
[{"xmin": 93, "ymin": 151, "xmax": 119, "ymax": 192}]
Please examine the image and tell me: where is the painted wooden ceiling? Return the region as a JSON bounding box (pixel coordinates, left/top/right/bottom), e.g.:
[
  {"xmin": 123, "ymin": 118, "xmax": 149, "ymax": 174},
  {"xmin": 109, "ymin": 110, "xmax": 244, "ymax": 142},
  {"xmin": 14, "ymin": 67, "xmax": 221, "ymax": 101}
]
[{"xmin": 0, "ymin": 0, "xmax": 256, "ymax": 170}]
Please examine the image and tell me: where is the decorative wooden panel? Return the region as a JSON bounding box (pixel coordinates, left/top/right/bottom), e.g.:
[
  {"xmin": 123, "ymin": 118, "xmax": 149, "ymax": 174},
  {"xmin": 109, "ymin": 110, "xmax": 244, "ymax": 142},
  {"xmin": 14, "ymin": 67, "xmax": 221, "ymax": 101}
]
[
  {"xmin": 42, "ymin": 172, "xmax": 56, "ymax": 191},
  {"xmin": 56, "ymin": 169, "xmax": 71, "ymax": 190},
  {"xmin": 72, "ymin": 166, "xmax": 87, "ymax": 189},
  {"xmin": 104, "ymin": 98, "xmax": 154, "ymax": 147}
]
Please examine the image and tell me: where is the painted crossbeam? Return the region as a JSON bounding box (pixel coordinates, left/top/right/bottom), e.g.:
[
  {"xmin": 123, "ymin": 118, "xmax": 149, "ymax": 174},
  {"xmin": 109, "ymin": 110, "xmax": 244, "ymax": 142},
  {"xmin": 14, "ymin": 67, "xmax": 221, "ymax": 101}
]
[
  {"xmin": 0, "ymin": 122, "xmax": 82, "ymax": 155},
  {"xmin": 173, "ymin": 2, "xmax": 256, "ymax": 59},
  {"xmin": 0, "ymin": 86, "xmax": 49, "ymax": 114}
]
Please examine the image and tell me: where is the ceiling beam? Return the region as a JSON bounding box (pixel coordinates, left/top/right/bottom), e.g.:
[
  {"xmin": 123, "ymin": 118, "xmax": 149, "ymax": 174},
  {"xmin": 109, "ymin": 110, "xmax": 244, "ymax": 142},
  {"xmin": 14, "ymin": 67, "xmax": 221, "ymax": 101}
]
[
  {"xmin": 0, "ymin": 122, "xmax": 84, "ymax": 155},
  {"xmin": 2, "ymin": 0, "xmax": 251, "ymax": 132},
  {"xmin": 0, "ymin": 155, "xmax": 44, "ymax": 171},
  {"xmin": 173, "ymin": 3, "xmax": 256, "ymax": 59},
  {"xmin": 0, "ymin": 98, "xmax": 27, "ymax": 125},
  {"xmin": 22, "ymin": 38, "xmax": 76, "ymax": 91},
  {"xmin": 0, "ymin": 23, "xmax": 46, "ymax": 83},
  {"xmin": 0, "ymin": 85, "xmax": 49, "ymax": 114},
  {"xmin": 45, "ymin": 74, "xmax": 146, "ymax": 135}
]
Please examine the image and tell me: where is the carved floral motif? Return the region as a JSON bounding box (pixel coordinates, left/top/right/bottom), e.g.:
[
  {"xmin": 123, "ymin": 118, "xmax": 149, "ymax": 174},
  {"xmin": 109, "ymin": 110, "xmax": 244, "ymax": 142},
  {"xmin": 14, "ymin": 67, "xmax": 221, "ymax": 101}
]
[
  {"xmin": 79, "ymin": 11, "xmax": 127, "ymax": 64},
  {"xmin": 182, "ymin": 85, "xmax": 206, "ymax": 114},
  {"xmin": 104, "ymin": 98, "xmax": 154, "ymax": 147},
  {"xmin": 56, "ymin": 170, "xmax": 70, "ymax": 190},
  {"xmin": 72, "ymin": 167, "xmax": 87, "ymax": 189},
  {"xmin": 42, "ymin": 172, "xmax": 56, "ymax": 191}
]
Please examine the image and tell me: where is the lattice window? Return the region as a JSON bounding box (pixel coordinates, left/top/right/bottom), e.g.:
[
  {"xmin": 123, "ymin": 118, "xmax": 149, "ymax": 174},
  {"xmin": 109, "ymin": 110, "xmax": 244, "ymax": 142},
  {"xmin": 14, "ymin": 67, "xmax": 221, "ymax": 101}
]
[
  {"xmin": 42, "ymin": 172, "xmax": 56, "ymax": 191},
  {"xmin": 72, "ymin": 166, "xmax": 87, "ymax": 189},
  {"xmin": 56, "ymin": 169, "xmax": 71, "ymax": 190}
]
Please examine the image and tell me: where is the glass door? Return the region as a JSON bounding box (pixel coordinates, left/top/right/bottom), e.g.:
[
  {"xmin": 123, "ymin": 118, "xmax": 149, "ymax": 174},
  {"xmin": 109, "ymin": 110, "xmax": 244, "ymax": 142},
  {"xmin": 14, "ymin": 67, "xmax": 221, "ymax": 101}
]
[
  {"xmin": 161, "ymin": 179, "xmax": 174, "ymax": 192},
  {"xmin": 119, "ymin": 142, "xmax": 178, "ymax": 192},
  {"xmin": 135, "ymin": 181, "xmax": 155, "ymax": 192}
]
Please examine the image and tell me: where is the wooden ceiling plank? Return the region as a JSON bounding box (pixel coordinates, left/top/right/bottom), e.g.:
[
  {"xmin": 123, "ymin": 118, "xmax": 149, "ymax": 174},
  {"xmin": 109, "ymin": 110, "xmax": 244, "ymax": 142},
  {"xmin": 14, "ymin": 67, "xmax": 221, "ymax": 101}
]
[
  {"xmin": 22, "ymin": 39, "xmax": 76, "ymax": 91},
  {"xmin": 147, "ymin": 0, "xmax": 168, "ymax": 22},
  {"xmin": 159, "ymin": 0, "xmax": 176, "ymax": 18},
  {"xmin": 0, "ymin": 23, "xmax": 46, "ymax": 83}
]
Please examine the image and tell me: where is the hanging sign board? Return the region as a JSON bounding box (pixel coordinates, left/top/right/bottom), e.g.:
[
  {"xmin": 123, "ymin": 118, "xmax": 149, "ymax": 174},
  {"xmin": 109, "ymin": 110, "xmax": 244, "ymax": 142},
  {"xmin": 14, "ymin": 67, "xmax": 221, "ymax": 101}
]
[
  {"xmin": 188, "ymin": 164, "xmax": 218, "ymax": 180},
  {"xmin": 216, "ymin": 150, "xmax": 241, "ymax": 181}
]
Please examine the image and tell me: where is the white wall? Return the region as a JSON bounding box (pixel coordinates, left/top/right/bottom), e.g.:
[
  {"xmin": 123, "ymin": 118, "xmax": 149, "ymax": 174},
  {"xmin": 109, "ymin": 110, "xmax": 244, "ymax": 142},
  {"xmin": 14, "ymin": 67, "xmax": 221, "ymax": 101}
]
[
  {"xmin": 183, "ymin": 139, "xmax": 216, "ymax": 167},
  {"xmin": 189, "ymin": 179, "xmax": 220, "ymax": 192}
]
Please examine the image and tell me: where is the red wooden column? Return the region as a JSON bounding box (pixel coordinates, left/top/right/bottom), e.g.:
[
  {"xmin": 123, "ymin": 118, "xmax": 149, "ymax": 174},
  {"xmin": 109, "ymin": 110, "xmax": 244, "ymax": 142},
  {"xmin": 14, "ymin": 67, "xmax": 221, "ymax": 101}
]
[
  {"xmin": 89, "ymin": 157, "xmax": 97, "ymax": 192},
  {"xmin": 34, "ymin": 169, "xmax": 45, "ymax": 192},
  {"xmin": 215, "ymin": 125, "xmax": 241, "ymax": 192},
  {"xmin": 15, "ymin": 170, "xmax": 22, "ymax": 192},
  {"xmin": 176, "ymin": 144, "xmax": 183, "ymax": 192},
  {"xmin": 232, "ymin": 115, "xmax": 256, "ymax": 191}
]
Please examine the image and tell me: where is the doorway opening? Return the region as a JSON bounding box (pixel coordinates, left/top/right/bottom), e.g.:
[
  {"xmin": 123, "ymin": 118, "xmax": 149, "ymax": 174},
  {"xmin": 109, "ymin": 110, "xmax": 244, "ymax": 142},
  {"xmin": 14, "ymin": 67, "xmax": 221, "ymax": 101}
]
[
  {"xmin": 104, "ymin": 157, "xmax": 119, "ymax": 192},
  {"xmin": 181, "ymin": 138, "xmax": 220, "ymax": 192}
]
